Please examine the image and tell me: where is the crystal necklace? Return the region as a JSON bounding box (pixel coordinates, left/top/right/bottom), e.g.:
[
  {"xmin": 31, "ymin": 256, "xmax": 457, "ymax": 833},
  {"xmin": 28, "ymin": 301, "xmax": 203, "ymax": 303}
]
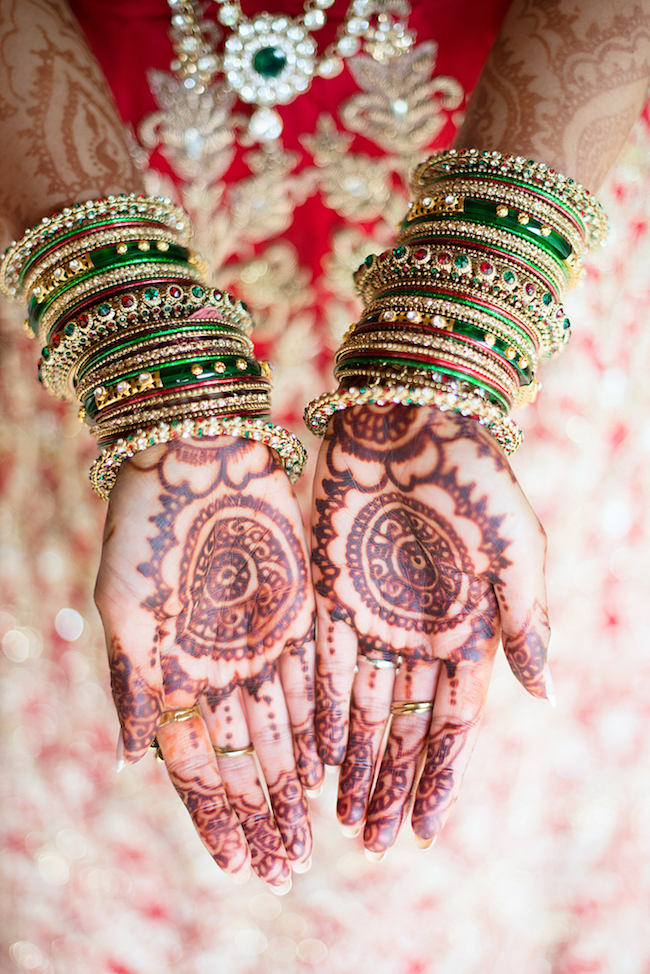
[{"xmin": 167, "ymin": 0, "xmax": 414, "ymax": 140}]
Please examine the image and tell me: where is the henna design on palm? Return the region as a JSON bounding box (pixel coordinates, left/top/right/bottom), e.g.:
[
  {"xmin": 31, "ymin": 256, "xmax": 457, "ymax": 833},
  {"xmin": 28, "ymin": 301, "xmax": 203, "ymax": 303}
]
[
  {"xmin": 98, "ymin": 436, "xmax": 318, "ymax": 878},
  {"xmin": 312, "ymin": 404, "xmax": 550, "ymax": 848}
]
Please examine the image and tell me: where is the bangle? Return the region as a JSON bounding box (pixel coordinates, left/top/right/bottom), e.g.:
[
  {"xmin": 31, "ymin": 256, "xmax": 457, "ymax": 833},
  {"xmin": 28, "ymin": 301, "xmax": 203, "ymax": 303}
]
[
  {"xmin": 90, "ymin": 416, "xmax": 308, "ymax": 499},
  {"xmin": 304, "ymin": 380, "xmax": 522, "ymax": 455}
]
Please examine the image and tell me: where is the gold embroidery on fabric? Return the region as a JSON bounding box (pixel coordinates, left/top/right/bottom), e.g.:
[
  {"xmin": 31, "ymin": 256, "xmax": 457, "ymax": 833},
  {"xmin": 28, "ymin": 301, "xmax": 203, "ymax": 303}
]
[
  {"xmin": 342, "ymin": 43, "xmax": 464, "ymax": 157},
  {"xmin": 137, "ymin": 35, "xmax": 465, "ymax": 326}
]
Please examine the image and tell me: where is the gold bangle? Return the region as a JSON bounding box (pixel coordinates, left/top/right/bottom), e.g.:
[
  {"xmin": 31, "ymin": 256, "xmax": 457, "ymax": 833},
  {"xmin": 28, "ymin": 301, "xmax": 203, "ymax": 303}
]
[
  {"xmin": 36, "ymin": 261, "xmax": 204, "ymax": 344},
  {"xmin": 0, "ymin": 194, "xmax": 192, "ymax": 299},
  {"xmin": 411, "ymin": 150, "xmax": 608, "ymax": 249},
  {"xmin": 394, "ymin": 221, "xmax": 572, "ymax": 289},
  {"xmin": 90, "ymin": 416, "xmax": 308, "ymax": 499},
  {"xmin": 89, "ymin": 392, "xmax": 274, "ymax": 436},
  {"xmin": 404, "ymin": 179, "xmax": 585, "ymax": 255}
]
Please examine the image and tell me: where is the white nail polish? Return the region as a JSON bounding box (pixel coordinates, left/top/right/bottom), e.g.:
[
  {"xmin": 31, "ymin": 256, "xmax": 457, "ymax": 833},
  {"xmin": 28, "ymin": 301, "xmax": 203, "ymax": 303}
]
[
  {"xmin": 270, "ymin": 877, "xmax": 292, "ymax": 896},
  {"xmin": 292, "ymin": 858, "xmax": 312, "ymax": 874},
  {"xmin": 544, "ymin": 663, "xmax": 557, "ymax": 708},
  {"xmin": 115, "ymin": 728, "xmax": 125, "ymax": 773},
  {"xmin": 231, "ymin": 868, "xmax": 250, "ymax": 885},
  {"xmin": 305, "ymin": 786, "xmax": 322, "ymax": 799},
  {"xmin": 325, "ymin": 764, "xmax": 339, "ymax": 775},
  {"xmin": 364, "ymin": 848, "xmax": 386, "ymax": 863},
  {"xmin": 341, "ymin": 824, "xmax": 361, "ymax": 838}
]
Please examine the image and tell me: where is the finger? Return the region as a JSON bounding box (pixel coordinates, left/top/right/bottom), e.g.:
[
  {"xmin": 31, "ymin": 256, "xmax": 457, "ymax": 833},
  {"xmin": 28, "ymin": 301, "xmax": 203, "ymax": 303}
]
[
  {"xmin": 363, "ymin": 658, "xmax": 440, "ymax": 853},
  {"xmin": 156, "ymin": 713, "xmax": 251, "ymax": 878},
  {"xmin": 336, "ymin": 655, "xmax": 396, "ymax": 832},
  {"xmin": 278, "ymin": 617, "xmax": 324, "ymax": 792},
  {"xmin": 242, "ymin": 663, "xmax": 312, "ymax": 866},
  {"xmin": 494, "ymin": 521, "xmax": 551, "ymax": 699},
  {"xmin": 101, "ymin": 615, "xmax": 165, "ymax": 765},
  {"xmin": 411, "ymin": 623, "xmax": 499, "ymax": 843},
  {"xmin": 313, "ymin": 601, "xmax": 359, "ymax": 764},
  {"xmin": 200, "ymin": 691, "xmax": 291, "ymax": 887}
]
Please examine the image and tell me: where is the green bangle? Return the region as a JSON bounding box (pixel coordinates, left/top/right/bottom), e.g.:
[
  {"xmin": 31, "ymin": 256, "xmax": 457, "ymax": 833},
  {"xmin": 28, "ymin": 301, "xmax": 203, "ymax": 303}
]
[
  {"xmin": 333, "ymin": 356, "xmax": 512, "ymax": 412},
  {"xmin": 82, "ymin": 355, "xmax": 264, "ymax": 418},
  {"xmin": 28, "ymin": 246, "xmax": 196, "ymax": 324}
]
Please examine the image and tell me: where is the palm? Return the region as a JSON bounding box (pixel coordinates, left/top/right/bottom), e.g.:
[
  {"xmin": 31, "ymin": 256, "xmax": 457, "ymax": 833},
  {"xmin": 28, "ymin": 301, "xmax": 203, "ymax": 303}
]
[
  {"xmin": 95, "ymin": 437, "xmax": 321, "ymax": 885},
  {"xmin": 311, "ymin": 405, "xmax": 550, "ymax": 851}
]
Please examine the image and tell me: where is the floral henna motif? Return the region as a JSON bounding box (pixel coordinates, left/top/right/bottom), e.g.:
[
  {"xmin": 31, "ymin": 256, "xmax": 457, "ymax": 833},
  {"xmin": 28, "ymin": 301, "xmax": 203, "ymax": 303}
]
[
  {"xmin": 315, "ymin": 654, "xmax": 349, "ymax": 764},
  {"xmin": 227, "ymin": 793, "xmax": 289, "ymax": 884},
  {"xmin": 110, "ymin": 647, "xmax": 164, "ymax": 757},
  {"xmin": 502, "ymin": 601, "xmax": 550, "ymax": 698},
  {"xmin": 168, "ymin": 771, "xmax": 248, "ymax": 872},
  {"xmin": 347, "ymin": 493, "xmax": 479, "ymax": 634},
  {"xmin": 412, "ymin": 720, "xmax": 471, "ymax": 839},
  {"xmin": 175, "ymin": 494, "xmax": 306, "ymax": 660},
  {"xmin": 364, "ymin": 730, "xmax": 423, "ymax": 851},
  {"xmin": 161, "ymin": 654, "xmax": 203, "ymax": 697},
  {"xmin": 337, "ymin": 700, "xmax": 385, "ymax": 826},
  {"xmin": 267, "ymin": 770, "xmax": 311, "ymax": 861}
]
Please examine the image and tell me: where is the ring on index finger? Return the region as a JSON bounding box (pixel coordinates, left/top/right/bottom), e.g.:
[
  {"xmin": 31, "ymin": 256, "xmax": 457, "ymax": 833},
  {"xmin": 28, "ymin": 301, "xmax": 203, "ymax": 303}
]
[
  {"xmin": 390, "ymin": 700, "xmax": 433, "ymax": 716},
  {"xmin": 150, "ymin": 704, "xmax": 203, "ymax": 761}
]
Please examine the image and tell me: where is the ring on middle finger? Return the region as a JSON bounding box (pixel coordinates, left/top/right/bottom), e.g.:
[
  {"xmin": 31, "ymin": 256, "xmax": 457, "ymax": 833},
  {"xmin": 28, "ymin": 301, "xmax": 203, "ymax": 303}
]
[
  {"xmin": 359, "ymin": 654, "xmax": 401, "ymax": 670},
  {"xmin": 213, "ymin": 744, "xmax": 255, "ymax": 758},
  {"xmin": 390, "ymin": 700, "xmax": 433, "ymax": 716}
]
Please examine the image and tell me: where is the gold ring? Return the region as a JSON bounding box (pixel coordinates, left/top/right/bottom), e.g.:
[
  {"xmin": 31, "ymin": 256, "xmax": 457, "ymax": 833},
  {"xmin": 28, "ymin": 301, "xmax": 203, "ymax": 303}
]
[
  {"xmin": 213, "ymin": 744, "xmax": 255, "ymax": 758},
  {"xmin": 149, "ymin": 738, "xmax": 165, "ymax": 762},
  {"xmin": 158, "ymin": 704, "xmax": 202, "ymax": 727},
  {"xmin": 359, "ymin": 654, "xmax": 401, "ymax": 670},
  {"xmin": 390, "ymin": 701, "xmax": 433, "ymax": 716}
]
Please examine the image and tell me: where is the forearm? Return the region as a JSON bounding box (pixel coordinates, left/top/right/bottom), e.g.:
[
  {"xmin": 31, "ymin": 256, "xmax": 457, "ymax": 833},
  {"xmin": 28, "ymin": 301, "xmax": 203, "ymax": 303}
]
[
  {"xmin": 455, "ymin": 0, "xmax": 650, "ymax": 191},
  {"xmin": 0, "ymin": 0, "xmax": 143, "ymax": 246}
]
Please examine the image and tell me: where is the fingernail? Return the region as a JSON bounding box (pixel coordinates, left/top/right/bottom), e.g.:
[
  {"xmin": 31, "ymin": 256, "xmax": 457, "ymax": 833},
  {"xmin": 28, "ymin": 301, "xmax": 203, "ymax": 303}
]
[
  {"xmin": 292, "ymin": 858, "xmax": 312, "ymax": 874},
  {"xmin": 270, "ymin": 877, "xmax": 292, "ymax": 896},
  {"xmin": 325, "ymin": 765, "xmax": 338, "ymax": 775},
  {"xmin": 415, "ymin": 834, "xmax": 436, "ymax": 850},
  {"xmin": 305, "ymin": 786, "xmax": 322, "ymax": 799},
  {"xmin": 115, "ymin": 728, "xmax": 125, "ymax": 774},
  {"xmin": 341, "ymin": 824, "xmax": 362, "ymax": 838},
  {"xmin": 544, "ymin": 663, "xmax": 557, "ymax": 708},
  {"xmin": 231, "ymin": 868, "xmax": 250, "ymax": 885},
  {"xmin": 364, "ymin": 848, "xmax": 386, "ymax": 863}
]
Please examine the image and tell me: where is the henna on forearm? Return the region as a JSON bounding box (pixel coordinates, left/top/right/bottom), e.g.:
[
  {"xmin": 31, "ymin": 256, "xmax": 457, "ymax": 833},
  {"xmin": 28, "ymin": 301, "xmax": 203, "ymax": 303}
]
[
  {"xmin": 0, "ymin": 0, "xmax": 143, "ymax": 241},
  {"xmin": 455, "ymin": 0, "xmax": 650, "ymax": 190}
]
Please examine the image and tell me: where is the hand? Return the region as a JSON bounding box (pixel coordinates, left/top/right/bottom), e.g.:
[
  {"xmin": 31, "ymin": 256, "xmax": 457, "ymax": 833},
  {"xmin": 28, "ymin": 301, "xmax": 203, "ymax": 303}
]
[
  {"xmin": 311, "ymin": 405, "xmax": 550, "ymax": 853},
  {"xmin": 94, "ymin": 437, "xmax": 322, "ymax": 886}
]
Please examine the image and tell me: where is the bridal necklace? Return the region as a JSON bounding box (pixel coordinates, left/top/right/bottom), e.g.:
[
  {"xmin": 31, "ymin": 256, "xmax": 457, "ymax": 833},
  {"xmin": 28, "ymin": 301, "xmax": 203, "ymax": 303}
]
[{"xmin": 167, "ymin": 0, "xmax": 415, "ymax": 140}]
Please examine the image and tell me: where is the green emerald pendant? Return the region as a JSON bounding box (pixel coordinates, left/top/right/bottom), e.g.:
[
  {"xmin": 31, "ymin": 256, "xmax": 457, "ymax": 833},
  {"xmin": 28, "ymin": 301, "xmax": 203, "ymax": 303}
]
[{"xmin": 253, "ymin": 47, "xmax": 287, "ymax": 78}]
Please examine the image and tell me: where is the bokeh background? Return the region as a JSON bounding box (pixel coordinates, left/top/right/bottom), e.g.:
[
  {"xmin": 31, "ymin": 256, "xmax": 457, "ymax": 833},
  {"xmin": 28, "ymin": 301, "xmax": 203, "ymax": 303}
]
[{"xmin": 2, "ymin": 14, "xmax": 650, "ymax": 973}]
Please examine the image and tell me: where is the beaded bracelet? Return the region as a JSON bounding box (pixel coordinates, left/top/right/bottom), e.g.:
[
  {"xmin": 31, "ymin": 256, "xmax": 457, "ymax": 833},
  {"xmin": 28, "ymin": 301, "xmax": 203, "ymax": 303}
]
[
  {"xmin": 304, "ymin": 380, "xmax": 522, "ymax": 455},
  {"xmin": 90, "ymin": 416, "xmax": 308, "ymax": 499}
]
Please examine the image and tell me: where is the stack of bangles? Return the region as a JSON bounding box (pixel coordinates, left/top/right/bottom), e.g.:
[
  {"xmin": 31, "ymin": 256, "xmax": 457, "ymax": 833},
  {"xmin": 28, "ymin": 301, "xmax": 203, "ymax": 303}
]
[
  {"xmin": 305, "ymin": 148, "xmax": 609, "ymax": 455},
  {"xmin": 0, "ymin": 194, "xmax": 306, "ymax": 498}
]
